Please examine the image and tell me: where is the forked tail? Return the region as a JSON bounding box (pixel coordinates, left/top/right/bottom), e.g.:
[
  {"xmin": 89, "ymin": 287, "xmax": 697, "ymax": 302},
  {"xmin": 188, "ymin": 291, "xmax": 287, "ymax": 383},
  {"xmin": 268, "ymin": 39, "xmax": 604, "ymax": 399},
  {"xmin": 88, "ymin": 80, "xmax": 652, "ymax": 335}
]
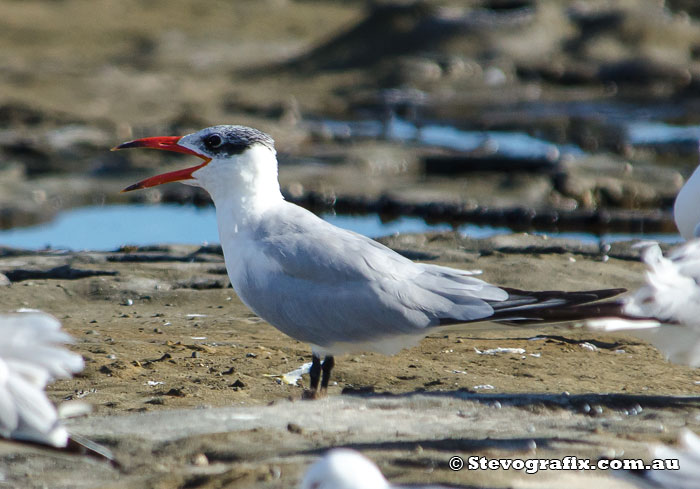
[{"xmin": 440, "ymin": 287, "xmax": 632, "ymax": 326}]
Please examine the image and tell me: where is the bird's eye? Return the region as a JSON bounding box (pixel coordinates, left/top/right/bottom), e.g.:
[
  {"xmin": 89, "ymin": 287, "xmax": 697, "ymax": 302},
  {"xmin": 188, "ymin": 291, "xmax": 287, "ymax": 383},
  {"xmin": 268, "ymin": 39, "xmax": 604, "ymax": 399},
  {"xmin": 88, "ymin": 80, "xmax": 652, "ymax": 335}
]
[{"xmin": 205, "ymin": 134, "xmax": 223, "ymax": 149}]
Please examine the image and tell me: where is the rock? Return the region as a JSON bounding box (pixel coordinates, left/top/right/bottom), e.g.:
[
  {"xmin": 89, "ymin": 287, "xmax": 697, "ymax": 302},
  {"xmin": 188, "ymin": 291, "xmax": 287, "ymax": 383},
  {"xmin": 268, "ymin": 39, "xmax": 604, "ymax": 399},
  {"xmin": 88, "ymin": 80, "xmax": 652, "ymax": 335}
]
[{"xmin": 2, "ymin": 265, "xmax": 118, "ymax": 282}]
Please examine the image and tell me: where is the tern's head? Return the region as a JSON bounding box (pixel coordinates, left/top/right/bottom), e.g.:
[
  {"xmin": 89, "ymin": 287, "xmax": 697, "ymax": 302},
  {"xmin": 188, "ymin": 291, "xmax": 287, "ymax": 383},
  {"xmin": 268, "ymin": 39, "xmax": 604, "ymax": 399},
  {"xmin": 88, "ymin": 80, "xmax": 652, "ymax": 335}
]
[
  {"xmin": 299, "ymin": 449, "xmax": 390, "ymax": 489},
  {"xmin": 114, "ymin": 125, "xmax": 278, "ymax": 200}
]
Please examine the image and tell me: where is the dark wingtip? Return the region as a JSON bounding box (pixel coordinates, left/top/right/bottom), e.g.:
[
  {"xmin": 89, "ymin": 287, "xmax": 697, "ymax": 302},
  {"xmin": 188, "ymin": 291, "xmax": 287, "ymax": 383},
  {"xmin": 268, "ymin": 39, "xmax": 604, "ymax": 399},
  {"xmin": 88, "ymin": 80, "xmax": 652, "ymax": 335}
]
[{"xmin": 595, "ymin": 287, "xmax": 627, "ymax": 299}]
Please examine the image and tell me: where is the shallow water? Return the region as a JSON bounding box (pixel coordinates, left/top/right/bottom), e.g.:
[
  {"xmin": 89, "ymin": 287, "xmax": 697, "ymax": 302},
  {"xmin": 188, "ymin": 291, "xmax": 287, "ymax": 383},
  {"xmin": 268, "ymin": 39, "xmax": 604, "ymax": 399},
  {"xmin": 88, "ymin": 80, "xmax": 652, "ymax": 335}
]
[
  {"xmin": 626, "ymin": 121, "xmax": 700, "ymax": 152},
  {"xmin": 317, "ymin": 116, "xmax": 584, "ymax": 160},
  {"xmin": 0, "ymin": 205, "xmax": 504, "ymax": 251},
  {"xmin": 318, "ymin": 112, "xmax": 700, "ymax": 159},
  {"xmin": 0, "ymin": 204, "xmax": 682, "ymax": 251}
]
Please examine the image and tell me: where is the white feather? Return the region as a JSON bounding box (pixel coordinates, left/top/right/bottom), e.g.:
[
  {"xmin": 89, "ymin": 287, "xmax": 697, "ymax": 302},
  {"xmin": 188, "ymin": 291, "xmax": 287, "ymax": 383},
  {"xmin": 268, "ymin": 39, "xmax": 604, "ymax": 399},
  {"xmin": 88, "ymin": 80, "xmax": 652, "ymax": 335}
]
[
  {"xmin": 300, "ymin": 450, "xmax": 390, "ymax": 489},
  {"xmin": 646, "ymin": 430, "xmax": 700, "ymax": 489},
  {"xmin": 0, "ymin": 311, "xmax": 83, "ymax": 447},
  {"xmin": 586, "ymin": 240, "xmax": 700, "ymax": 366},
  {"xmin": 299, "ymin": 449, "xmax": 453, "ymax": 489}
]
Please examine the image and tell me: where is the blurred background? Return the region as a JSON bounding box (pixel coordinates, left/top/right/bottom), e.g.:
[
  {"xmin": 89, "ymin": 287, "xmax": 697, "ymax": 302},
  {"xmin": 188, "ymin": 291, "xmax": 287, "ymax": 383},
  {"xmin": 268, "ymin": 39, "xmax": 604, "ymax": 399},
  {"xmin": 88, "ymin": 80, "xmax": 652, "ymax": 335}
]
[{"xmin": 1, "ymin": 0, "xmax": 699, "ymax": 249}]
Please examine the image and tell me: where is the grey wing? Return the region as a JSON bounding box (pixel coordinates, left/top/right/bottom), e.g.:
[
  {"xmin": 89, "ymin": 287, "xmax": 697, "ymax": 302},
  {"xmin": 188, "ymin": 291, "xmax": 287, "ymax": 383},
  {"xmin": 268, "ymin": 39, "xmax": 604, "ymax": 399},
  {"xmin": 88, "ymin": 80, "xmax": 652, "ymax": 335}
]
[{"xmin": 248, "ymin": 206, "xmax": 507, "ymax": 350}]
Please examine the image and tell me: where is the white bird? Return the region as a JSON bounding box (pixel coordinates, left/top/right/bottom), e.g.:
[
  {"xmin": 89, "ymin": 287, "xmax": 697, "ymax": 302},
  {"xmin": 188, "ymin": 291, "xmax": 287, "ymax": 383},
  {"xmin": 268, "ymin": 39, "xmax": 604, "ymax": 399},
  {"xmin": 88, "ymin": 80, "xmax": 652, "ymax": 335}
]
[
  {"xmin": 300, "ymin": 449, "xmax": 452, "ymax": 489},
  {"xmin": 586, "ymin": 240, "xmax": 700, "ymax": 367},
  {"xmin": 620, "ymin": 429, "xmax": 700, "ymax": 489},
  {"xmin": 300, "ymin": 449, "xmax": 389, "ymax": 489},
  {"xmin": 645, "ymin": 430, "xmax": 700, "ymax": 489},
  {"xmin": 115, "ymin": 125, "xmax": 623, "ymax": 396},
  {"xmin": 674, "ymin": 162, "xmax": 700, "ymax": 240},
  {"xmin": 0, "ymin": 310, "xmax": 84, "ymax": 447}
]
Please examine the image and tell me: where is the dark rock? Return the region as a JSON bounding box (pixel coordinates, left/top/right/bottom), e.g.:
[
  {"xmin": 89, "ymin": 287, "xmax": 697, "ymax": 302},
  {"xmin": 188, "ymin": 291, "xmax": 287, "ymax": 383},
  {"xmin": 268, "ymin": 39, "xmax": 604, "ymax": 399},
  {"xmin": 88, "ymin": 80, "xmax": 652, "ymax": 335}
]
[
  {"xmin": 174, "ymin": 277, "xmax": 230, "ymax": 290},
  {"xmin": 165, "ymin": 388, "xmax": 186, "ymax": 397},
  {"xmin": 3, "ymin": 265, "xmax": 118, "ymax": 282}
]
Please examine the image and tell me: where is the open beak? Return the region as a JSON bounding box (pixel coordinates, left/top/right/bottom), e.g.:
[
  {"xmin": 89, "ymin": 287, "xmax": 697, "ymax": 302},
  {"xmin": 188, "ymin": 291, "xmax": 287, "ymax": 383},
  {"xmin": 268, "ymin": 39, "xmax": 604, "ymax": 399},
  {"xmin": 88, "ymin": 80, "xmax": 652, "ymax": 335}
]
[{"xmin": 112, "ymin": 136, "xmax": 211, "ymax": 192}]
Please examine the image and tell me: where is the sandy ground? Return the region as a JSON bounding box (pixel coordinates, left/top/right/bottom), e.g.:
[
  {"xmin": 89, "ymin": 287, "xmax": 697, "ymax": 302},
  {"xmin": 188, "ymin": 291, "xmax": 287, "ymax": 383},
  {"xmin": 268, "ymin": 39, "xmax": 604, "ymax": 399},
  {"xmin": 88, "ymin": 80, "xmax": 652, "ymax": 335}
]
[
  {"xmin": 0, "ymin": 234, "xmax": 698, "ymax": 488},
  {"xmin": 1, "ymin": 1, "xmax": 700, "ymax": 487}
]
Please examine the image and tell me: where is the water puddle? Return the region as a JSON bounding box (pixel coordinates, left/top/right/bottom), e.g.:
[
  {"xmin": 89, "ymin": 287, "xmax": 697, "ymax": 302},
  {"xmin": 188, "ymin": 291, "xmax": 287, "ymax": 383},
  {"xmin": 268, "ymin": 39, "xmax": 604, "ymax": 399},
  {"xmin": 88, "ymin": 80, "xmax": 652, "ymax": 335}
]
[
  {"xmin": 314, "ymin": 116, "xmax": 584, "ymax": 162},
  {"xmin": 315, "ymin": 111, "xmax": 700, "ymax": 158},
  {"xmin": 0, "ymin": 204, "xmax": 681, "ymax": 251},
  {"xmin": 626, "ymin": 121, "xmax": 700, "ymax": 152}
]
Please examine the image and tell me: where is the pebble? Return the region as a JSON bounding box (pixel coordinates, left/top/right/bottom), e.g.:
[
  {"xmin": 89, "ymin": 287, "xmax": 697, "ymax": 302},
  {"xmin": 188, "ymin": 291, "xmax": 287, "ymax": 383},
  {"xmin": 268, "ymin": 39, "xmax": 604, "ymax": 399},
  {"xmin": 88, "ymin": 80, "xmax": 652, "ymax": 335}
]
[
  {"xmin": 268, "ymin": 466, "xmax": 282, "ymax": 480},
  {"xmin": 192, "ymin": 453, "xmax": 209, "ymax": 466},
  {"xmin": 600, "ymin": 448, "xmax": 616, "ymax": 459}
]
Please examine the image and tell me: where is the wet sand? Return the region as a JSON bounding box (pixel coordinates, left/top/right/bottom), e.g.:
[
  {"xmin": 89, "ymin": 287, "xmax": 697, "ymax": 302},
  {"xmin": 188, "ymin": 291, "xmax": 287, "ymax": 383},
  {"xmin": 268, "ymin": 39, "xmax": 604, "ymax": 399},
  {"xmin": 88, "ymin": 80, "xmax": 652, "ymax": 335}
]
[{"xmin": 0, "ymin": 234, "xmax": 698, "ymax": 488}]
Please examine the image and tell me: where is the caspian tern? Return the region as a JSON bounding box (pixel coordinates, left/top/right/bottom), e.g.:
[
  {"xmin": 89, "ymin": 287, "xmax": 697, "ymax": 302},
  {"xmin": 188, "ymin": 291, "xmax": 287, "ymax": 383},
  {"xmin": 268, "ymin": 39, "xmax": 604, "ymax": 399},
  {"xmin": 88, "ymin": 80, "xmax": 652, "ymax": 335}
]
[
  {"xmin": 114, "ymin": 125, "xmax": 624, "ymax": 397},
  {"xmin": 0, "ymin": 310, "xmax": 83, "ymax": 447}
]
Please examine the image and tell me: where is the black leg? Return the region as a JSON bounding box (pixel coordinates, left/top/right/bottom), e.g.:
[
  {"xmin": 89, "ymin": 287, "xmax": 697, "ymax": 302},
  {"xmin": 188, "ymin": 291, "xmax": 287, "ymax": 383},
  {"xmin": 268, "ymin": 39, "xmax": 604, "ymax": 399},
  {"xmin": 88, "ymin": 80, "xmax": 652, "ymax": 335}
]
[
  {"xmin": 320, "ymin": 356, "xmax": 335, "ymax": 391},
  {"xmin": 309, "ymin": 353, "xmax": 322, "ymax": 392}
]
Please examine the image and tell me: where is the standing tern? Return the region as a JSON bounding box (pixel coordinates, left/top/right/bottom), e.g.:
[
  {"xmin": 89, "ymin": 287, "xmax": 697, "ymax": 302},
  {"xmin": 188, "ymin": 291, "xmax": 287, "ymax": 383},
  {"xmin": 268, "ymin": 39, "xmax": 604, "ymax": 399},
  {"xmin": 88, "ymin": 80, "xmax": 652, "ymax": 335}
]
[{"xmin": 114, "ymin": 125, "xmax": 624, "ymax": 397}]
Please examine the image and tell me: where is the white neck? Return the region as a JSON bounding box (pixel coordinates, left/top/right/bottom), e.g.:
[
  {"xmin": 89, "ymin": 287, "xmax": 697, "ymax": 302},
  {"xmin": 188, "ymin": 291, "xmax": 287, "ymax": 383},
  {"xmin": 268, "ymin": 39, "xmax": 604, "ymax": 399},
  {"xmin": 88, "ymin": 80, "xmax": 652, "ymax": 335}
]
[{"xmin": 192, "ymin": 144, "xmax": 284, "ymax": 231}]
